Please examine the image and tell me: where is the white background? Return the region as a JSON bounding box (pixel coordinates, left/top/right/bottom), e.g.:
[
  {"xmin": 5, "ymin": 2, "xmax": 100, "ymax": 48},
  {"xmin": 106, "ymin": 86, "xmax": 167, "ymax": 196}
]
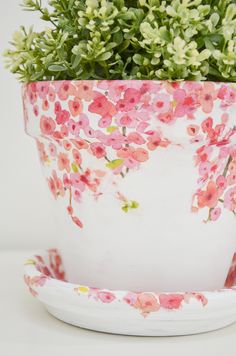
[{"xmin": 0, "ymin": 1, "xmax": 57, "ymax": 249}]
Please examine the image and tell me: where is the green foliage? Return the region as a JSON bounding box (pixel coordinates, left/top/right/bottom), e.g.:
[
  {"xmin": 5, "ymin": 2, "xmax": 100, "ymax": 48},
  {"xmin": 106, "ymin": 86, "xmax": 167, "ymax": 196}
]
[{"xmin": 3, "ymin": 0, "xmax": 236, "ymax": 82}]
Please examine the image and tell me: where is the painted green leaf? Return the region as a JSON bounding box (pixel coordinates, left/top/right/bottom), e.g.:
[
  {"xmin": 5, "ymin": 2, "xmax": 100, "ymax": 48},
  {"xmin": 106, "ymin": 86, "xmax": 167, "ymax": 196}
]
[
  {"xmin": 106, "ymin": 126, "xmax": 118, "ymax": 133},
  {"xmin": 122, "ymin": 205, "xmax": 129, "ymax": 213},
  {"xmin": 71, "ymin": 163, "xmax": 79, "ymax": 173},
  {"xmin": 131, "ymin": 201, "xmax": 139, "ymax": 209},
  {"xmin": 106, "ymin": 159, "xmax": 123, "ymax": 170}
]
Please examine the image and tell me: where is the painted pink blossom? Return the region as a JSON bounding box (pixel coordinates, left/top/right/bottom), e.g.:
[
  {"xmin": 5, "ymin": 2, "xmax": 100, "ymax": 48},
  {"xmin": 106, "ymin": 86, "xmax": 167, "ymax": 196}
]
[
  {"xmin": 197, "ymin": 181, "xmax": 219, "ymax": 209},
  {"xmin": 187, "ymin": 124, "xmax": 200, "ymax": 136},
  {"xmin": 98, "ymin": 80, "xmax": 126, "ymax": 101},
  {"xmin": 68, "ymin": 119, "xmax": 80, "ymax": 136},
  {"xmin": 224, "ymin": 187, "xmax": 236, "ymax": 212},
  {"xmin": 42, "ymin": 99, "xmax": 49, "ymax": 111},
  {"xmin": 146, "ymin": 132, "xmax": 161, "ymax": 151},
  {"xmin": 63, "ymin": 173, "xmax": 71, "ymax": 188},
  {"xmin": 69, "ymin": 98, "xmax": 82, "ymax": 116},
  {"xmin": 116, "ymin": 114, "xmax": 137, "ymax": 128},
  {"xmin": 56, "ymin": 109, "xmax": 70, "ymax": 125},
  {"xmin": 229, "ymin": 160, "xmax": 236, "ymax": 174},
  {"xmin": 60, "ymin": 124, "xmax": 69, "ymax": 138},
  {"xmin": 76, "ymin": 81, "xmax": 94, "ymax": 101},
  {"xmin": 63, "ymin": 140, "xmax": 72, "ymax": 151},
  {"xmin": 124, "ymin": 157, "xmax": 139, "ymax": 169},
  {"xmin": 136, "ymin": 121, "xmax": 149, "ymax": 133},
  {"xmin": 218, "ymin": 85, "xmax": 236, "ymax": 108},
  {"xmin": 70, "ymin": 173, "xmax": 85, "ymax": 191},
  {"xmin": 227, "ymin": 173, "xmax": 236, "ymax": 186},
  {"xmin": 72, "ymin": 149, "xmax": 82, "ymax": 165},
  {"xmin": 159, "ymin": 294, "xmax": 184, "ymax": 310},
  {"xmin": 153, "ymin": 93, "xmax": 171, "ymax": 113},
  {"xmin": 146, "ymin": 131, "xmax": 170, "ymax": 151},
  {"xmin": 58, "ymin": 153, "xmax": 70, "ymax": 173},
  {"xmin": 77, "ymin": 113, "xmax": 89, "ymax": 129},
  {"xmin": 216, "ymin": 175, "xmax": 227, "ymax": 191},
  {"xmin": 48, "ymin": 170, "xmax": 65, "ymax": 199},
  {"xmin": 199, "ymin": 161, "xmax": 211, "ymax": 177},
  {"xmin": 54, "ymin": 101, "xmax": 62, "ymax": 114},
  {"xmin": 132, "ymin": 148, "xmax": 149, "ymax": 162},
  {"xmin": 90, "ymin": 142, "xmax": 106, "ymax": 158},
  {"xmin": 123, "ymin": 292, "xmax": 138, "ymax": 306},
  {"xmin": 49, "ymin": 143, "xmax": 57, "ymax": 157},
  {"xmin": 27, "ymin": 83, "xmax": 37, "ymax": 104},
  {"xmin": 188, "ymin": 293, "xmax": 208, "ymax": 306},
  {"xmin": 48, "ymin": 86, "xmax": 56, "ymax": 102},
  {"xmin": 140, "ymin": 81, "xmax": 161, "ymax": 94},
  {"xmin": 127, "ymin": 132, "xmax": 146, "ymax": 145},
  {"xmin": 133, "ymin": 293, "xmax": 160, "ymax": 316},
  {"xmin": 158, "ymin": 110, "xmax": 175, "ymax": 124},
  {"xmin": 83, "ymin": 126, "xmax": 95, "ymax": 138},
  {"xmin": 40, "ymin": 116, "xmax": 56, "ymax": 135},
  {"xmin": 117, "ymin": 147, "xmax": 134, "ymax": 159},
  {"xmin": 198, "ymin": 82, "xmax": 217, "ymax": 113},
  {"xmin": 173, "ymin": 88, "xmax": 199, "ymax": 118},
  {"xmin": 210, "ymin": 207, "xmax": 221, "ymax": 221},
  {"xmin": 36, "ymin": 140, "xmax": 48, "ymax": 164},
  {"xmin": 57, "ymin": 81, "xmax": 76, "ymax": 100},
  {"xmin": 201, "ymin": 117, "xmax": 214, "ymax": 134},
  {"xmin": 88, "ymin": 94, "xmax": 116, "ymax": 117},
  {"xmin": 33, "ymin": 105, "xmax": 39, "ymax": 116},
  {"xmin": 72, "ymin": 189, "xmax": 81, "ymax": 202},
  {"xmin": 24, "ymin": 274, "xmax": 47, "ymax": 297},
  {"xmin": 98, "ymin": 115, "xmax": 112, "ymax": 128},
  {"xmin": 97, "ymin": 291, "xmax": 116, "ymax": 303},
  {"xmin": 71, "ymin": 215, "xmax": 83, "ymax": 228},
  {"xmin": 106, "ymin": 130, "xmax": 126, "ymax": 150},
  {"xmin": 71, "ymin": 139, "xmax": 89, "ymax": 150},
  {"xmin": 36, "ymin": 82, "xmax": 49, "ymax": 99}
]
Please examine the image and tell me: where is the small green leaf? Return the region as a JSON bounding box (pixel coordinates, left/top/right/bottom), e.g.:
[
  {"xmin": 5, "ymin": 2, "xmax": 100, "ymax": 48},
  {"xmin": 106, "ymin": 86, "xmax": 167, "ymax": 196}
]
[
  {"xmin": 133, "ymin": 54, "xmax": 143, "ymax": 65},
  {"xmin": 122, "ymin": 204, "xmax": 129, "ymax": 213},
  {"xmin": 106, "ymin": 126, "xmax": 118, "ymax": 133},
  {"xmin": 113, "ymin": 31, "xmax": 123, "ymax": 45},
  {"xmin": 106, "ymin": 159, "xmax": 123, "ymax": 170},
  {"xmin": 96, "ymin": 52, "xmax": 113, "ymax": 61},
  {"xmin": 48, "ymin": 64, "xmax": 67, "ymax": 72},
  {"xmin": 131, "ymin": 200, "xmax": 139, "ymax": 209},
  {"xmin": 71, "ymin": 163, "xmax": 79, "ymax": 173}
]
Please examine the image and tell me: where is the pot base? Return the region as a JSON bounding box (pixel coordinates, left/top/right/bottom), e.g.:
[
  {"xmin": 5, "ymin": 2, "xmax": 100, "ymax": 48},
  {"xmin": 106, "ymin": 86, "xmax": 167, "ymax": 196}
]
[{"xmin": 24, "ymin": 249, "xmax": 236, "ymax": 336}]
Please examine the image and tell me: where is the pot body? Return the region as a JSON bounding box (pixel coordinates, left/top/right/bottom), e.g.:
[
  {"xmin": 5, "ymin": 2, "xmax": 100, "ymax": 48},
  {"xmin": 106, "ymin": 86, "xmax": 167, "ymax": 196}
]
[{"xmin": 23, "ymin": 80, "xmax": 236, "ymax": 292}]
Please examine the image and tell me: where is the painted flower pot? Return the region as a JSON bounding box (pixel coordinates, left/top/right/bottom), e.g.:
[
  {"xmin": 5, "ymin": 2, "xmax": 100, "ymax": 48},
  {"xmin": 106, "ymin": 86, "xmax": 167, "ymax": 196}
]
[{"xmin": 23, "ymin": 80, "xmax": 236, "ymax": 293}]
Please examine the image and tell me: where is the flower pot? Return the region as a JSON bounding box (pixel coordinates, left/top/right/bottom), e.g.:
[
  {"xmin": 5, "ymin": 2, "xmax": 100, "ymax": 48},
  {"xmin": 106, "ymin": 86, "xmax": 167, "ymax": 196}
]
[{"xmin": 23, "ymin": 80, "xmax": 236, "ymax": 292}]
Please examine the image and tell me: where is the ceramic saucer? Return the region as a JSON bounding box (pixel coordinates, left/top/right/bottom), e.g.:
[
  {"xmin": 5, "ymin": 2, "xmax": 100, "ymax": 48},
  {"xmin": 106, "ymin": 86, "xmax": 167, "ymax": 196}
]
[{"xmin": 24, "ymin": 249, "xmax": 236, "ymax": 336}]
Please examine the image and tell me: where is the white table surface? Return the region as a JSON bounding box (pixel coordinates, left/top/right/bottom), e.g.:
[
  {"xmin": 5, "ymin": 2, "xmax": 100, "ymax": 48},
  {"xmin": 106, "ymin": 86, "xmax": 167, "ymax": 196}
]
[{"xmin": 0, "ymin": 250, "xmax": 235, "ymax": 356}]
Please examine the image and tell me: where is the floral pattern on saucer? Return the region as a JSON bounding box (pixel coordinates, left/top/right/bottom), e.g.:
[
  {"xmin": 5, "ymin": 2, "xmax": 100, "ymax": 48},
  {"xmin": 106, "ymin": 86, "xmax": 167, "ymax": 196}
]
[{"xmin": 24, "ymin": 249, "xmax": 236, "ymax": 317}]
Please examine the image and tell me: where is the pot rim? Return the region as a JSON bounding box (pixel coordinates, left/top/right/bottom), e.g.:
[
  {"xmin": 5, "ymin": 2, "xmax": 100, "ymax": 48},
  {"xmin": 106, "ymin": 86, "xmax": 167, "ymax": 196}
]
[{"xmin": 22, "ymin": 79, "xmax": 236, "ymax": 86}]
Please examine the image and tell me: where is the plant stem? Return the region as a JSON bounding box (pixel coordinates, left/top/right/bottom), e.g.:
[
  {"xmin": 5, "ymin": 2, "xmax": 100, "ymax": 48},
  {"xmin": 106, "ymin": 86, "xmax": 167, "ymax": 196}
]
[{"xmin": 223, "ymin": 155, "xmax": 232, "ymax": 177}]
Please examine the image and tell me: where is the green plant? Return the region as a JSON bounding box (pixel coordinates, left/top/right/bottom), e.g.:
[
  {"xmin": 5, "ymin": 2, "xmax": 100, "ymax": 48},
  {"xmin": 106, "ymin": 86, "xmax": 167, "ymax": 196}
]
[{"xmin": 3, "ymin": 0, "xmax": 236, "ymax": 82}]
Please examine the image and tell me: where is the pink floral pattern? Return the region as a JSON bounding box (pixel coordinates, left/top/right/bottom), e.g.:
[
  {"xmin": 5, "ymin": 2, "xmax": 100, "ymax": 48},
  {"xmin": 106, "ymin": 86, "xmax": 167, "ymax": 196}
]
[
  {"xmin": 24, "ymin": 249, "xmax": 236, "ymax": 317},
  {"xmin": 24, "ymin": 274, "xmax": 48, "ymax": 297},
  {"xmin": 23, "ymin": 81, "xmax": 236, "ymax": 227}
]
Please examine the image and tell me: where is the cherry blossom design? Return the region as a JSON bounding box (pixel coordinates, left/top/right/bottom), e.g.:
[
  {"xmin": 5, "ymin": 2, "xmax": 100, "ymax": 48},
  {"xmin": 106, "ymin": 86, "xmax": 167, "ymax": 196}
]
[{"xmin": 23, "ymin": 80, "xmax": 236, "ymax": 228}]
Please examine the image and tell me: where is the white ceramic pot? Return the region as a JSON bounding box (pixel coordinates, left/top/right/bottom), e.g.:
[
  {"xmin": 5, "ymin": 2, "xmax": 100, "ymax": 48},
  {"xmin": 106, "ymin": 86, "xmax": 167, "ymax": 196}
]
[{"xmin": 23, "ymin": 80, "xmax": 236, "ymax": 292}]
